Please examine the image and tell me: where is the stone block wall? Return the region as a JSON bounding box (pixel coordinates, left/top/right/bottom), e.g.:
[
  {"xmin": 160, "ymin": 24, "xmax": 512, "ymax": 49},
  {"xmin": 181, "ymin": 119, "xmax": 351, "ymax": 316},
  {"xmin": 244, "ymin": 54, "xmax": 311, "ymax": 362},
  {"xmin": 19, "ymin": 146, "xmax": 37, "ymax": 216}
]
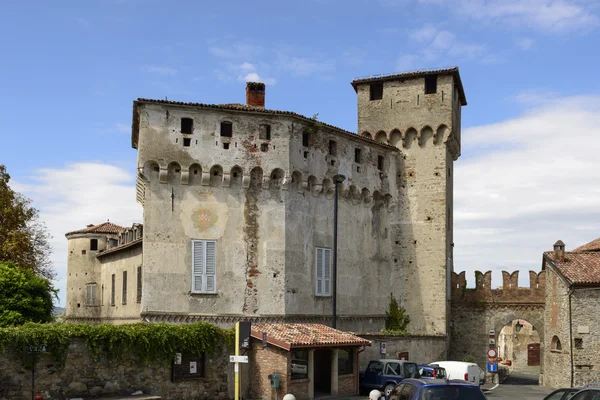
[
  {"xmin": 0, "ymin": 338, "xmax": 229, "ymax": 400},
  {"xmin": 248, "ymin": 343, "xmax": 290, "ymax": 400},
  {"xmin": 357, "ymin": 334, "xmax": 447, "ymax": 370}
]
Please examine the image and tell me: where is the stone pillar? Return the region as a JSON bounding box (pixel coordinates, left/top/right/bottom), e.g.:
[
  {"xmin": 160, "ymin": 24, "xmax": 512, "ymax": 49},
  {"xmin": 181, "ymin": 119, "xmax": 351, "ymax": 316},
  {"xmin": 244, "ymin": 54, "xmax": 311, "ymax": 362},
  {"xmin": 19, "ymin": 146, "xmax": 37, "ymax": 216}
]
[
  {"xmin": 331, "ymin": 349, "xmax": 339, "ymax": 396},
  {"xmin": 308, "ymin": 349, "xmax": 315, "ymax": 400}
]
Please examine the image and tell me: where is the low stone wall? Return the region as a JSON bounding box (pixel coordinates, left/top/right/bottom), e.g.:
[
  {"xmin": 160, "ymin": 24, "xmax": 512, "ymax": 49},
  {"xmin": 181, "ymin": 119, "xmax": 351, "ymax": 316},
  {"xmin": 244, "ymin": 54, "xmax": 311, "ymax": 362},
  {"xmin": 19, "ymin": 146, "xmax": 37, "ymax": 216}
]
[
  {"xmin": 0, "ymin": 338, "xmax": 230, "ymax": 400},
  {"xmin": 357, "ymin": 334, "xmax": 447, "ymax": 370}
]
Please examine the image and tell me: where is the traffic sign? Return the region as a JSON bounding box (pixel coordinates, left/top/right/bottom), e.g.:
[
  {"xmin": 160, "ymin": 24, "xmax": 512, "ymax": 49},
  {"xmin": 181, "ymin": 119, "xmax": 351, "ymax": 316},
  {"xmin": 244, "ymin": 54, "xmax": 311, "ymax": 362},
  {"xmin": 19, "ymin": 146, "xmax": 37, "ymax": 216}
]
[
  {"xmin": 487, "ymin": 362, "xmax": 498, "ymax": 373},
  {"xmin": 230, "ymin": 355, "xmax": 249, "ymax": 363},
  {"xmin": 487, "ymin": 349, "xmax": 497, "ymax": 358}
]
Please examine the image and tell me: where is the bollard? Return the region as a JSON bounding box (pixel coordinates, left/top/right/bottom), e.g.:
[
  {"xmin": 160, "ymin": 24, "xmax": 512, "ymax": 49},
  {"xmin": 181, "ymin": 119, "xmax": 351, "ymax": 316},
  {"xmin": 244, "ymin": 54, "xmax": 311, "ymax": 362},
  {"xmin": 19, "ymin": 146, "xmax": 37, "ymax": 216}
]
[
  {"xmin": 369, "ymin": 389, "xmax": 382, "ymax": 400},
  {"xmin": 282, "ymin": 394, "xmax": 296, "ymax": 400}
]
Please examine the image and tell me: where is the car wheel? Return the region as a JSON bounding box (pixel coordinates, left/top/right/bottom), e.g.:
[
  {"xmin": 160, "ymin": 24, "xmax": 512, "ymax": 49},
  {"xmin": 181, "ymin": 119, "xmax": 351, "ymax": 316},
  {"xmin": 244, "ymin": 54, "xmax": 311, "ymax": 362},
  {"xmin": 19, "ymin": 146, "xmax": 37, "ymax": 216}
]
[{"xmin": 384, "ymin": 384, "xmax": 395, "ymax": 397}]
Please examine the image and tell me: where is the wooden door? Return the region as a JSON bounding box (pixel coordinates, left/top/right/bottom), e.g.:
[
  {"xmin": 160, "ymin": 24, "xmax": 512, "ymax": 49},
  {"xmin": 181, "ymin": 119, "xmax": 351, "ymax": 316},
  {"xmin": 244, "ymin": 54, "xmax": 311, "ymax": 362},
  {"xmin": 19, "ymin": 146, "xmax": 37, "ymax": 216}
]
[{"xmin": 528, "ymin": 343, "xmax": 540, "ymax": 366}]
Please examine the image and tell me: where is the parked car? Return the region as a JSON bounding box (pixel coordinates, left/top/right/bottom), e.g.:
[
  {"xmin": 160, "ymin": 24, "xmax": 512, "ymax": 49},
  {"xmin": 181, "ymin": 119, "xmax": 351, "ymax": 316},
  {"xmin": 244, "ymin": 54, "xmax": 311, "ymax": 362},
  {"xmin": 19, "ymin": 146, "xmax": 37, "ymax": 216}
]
[
  {"xmin": 386, "ymin": 378, "xmax": 486, "ymax": 400},
  {"xmin": 360, "ymin": 359, "xmax": 420, "ymax": 396},
  {"xmin": 543, "ymin": 388, "xmax": 581, "ymax": 400},
  {"xmin": 418, "ymin": 365, "xmax": 447, "ymax": 379},
  {"xmin": 569, "ymin": 386, "xmax": 600, "ymax": 400},
  {"xmin": 428, "ymin": 361, "xmax": 483, "ymax": 386}
]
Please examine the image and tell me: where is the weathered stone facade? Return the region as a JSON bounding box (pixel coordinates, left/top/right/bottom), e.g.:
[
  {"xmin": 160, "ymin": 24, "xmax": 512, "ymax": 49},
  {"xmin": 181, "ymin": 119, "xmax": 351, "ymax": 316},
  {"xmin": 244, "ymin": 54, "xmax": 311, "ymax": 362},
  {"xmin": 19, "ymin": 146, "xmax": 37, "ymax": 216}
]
[
  {"xmin": 0, "ymin": 338, "xmax": 230, "ymax": 400},
  {"xmin": 356, "ymin": 334, "xmax": 447, "ymax": 370}
]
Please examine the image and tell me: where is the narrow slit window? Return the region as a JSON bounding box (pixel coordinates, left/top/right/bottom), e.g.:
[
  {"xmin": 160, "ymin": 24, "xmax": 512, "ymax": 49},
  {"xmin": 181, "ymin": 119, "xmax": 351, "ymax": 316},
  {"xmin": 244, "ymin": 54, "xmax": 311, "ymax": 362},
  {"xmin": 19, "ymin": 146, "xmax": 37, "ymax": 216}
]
[
  {"xmin": 181, "ymin": 118, "xmax": 193, "ymax": 134},
  {"xmin": 355, "ymin": 148, "xmax": 362, "ymax": 163},
  {"xmin": 370, "ymin": 83, "xmax": 383, "ymax": 101},
  {"xmin": 302, "ymin": 132, "xmax": 309, "ymax": 147},
  {"xmin": 329, "ymin": 140, "xmax": 337, "ymax": 156},
  {"xmin": 220, "ymin": 121, "xmax": 233, "ymax": 137},
  {"xmin": 377, "ymin": 155, "xmax": 384, "ymax": 171},
  {"xmin": 111, "ymin": 274, "xmax": 115, "ymax": 306},
  {"xmin": 425, "ymin": 75, "xmax": 437, "ymax": 94}
]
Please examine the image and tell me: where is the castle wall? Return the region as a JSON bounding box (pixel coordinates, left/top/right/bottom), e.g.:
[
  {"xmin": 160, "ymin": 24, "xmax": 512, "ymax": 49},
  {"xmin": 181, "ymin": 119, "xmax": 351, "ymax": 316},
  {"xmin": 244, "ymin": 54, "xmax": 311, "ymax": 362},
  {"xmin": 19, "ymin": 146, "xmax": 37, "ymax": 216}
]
[
  {"xmin": 98, "ymin": 243, "xmax": 143, "ymax": 323},
  {"xmin": 66, "ymin": 235, "xmax": 107, "ymax": 319},
  {"xmin": 571, "ymin": 288, "xmax": 600, "ymax": 387}
]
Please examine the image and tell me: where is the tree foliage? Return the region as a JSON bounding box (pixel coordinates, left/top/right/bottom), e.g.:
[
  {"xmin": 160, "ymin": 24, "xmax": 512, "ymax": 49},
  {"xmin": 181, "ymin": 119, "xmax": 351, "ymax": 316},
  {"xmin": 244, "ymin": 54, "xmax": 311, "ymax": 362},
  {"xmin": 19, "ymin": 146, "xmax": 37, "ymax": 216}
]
[
  {"xmin": 384, "ymin": 293, "xmax": 411, "ymax": 333},
  {"xmin": 0, "ymin": 165, "xmax": 54, "ymax": 279},
  {"xmin": 0, "ymin": 261, "xmax": 56, "ymax": 327}
]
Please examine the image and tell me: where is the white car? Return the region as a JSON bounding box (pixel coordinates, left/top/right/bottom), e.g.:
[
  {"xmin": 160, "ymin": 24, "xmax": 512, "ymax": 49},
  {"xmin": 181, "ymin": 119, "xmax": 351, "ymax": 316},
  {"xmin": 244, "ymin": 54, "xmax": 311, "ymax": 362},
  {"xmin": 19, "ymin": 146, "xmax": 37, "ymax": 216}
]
[{"xmin": 429, "ymin": 361, "xmax": 483, "ymax": 386}]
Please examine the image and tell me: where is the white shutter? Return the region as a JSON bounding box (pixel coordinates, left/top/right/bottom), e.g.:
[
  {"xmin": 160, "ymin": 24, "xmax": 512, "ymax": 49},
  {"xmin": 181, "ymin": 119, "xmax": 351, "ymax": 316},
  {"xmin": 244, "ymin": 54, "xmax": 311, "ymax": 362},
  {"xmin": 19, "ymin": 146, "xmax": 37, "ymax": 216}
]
[
  {"xmin": 205, "ymin": 241, "xmax": 216, "ymax": 292},
  {"xmin": 323, "ymin": 249, "xmax": 331, "ymax": 295},
  {"xmin": 86, "ymin": 285, "xmax": 91, "ymax": 305},
  {"xmin": 91, "ymin": 285, "xmax": 96, "ymax": 305},
  {"xmin": 316, "ymin": 248, "xmax": 324, "ymax": 295},
  {"xmin": 192, "ymin": 241, "xmax": 204, "ymax": 292}
]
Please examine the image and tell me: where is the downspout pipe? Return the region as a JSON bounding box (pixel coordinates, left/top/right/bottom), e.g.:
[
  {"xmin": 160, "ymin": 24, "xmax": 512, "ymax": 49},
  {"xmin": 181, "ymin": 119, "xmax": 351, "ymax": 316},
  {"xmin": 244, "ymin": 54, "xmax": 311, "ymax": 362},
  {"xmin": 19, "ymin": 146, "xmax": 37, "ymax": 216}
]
[{"xmin": 568, "ymin": 285, "xmax": 574, "ymax": 388}]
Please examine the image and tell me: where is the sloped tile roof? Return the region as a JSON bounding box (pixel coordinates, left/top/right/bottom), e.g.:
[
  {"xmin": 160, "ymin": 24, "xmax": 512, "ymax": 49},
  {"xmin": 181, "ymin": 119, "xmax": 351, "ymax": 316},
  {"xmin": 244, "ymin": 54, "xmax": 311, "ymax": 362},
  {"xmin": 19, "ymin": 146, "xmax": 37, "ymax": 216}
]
[
  {"xmin": 96, "ymin": 238, "xmax": 142, "ymax": 258},
  {"xmin": 65, "ymin": 222, "xmax": 125, "ymax": 236},
  {"xmin": 544, "ymin": 251, "xmax": 600, "ymax": 285},
  {"xmin": 573, "ymin": 237, "xmax": 600, "ymax": 252},
  {"xmin": 350, "ymin": 66, "xmax": 467, "ymax": 105},
  {"xmin": 251, "ymin": 323, "xmax": 371, "ymax": 351}
]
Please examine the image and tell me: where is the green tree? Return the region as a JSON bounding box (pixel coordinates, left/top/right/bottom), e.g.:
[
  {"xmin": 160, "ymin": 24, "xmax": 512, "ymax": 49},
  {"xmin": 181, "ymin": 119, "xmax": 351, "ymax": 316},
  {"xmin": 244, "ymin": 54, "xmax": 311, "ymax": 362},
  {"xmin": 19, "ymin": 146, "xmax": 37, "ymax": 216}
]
[
  {"xmin": 385, "ymin": 293, "xmax": 411, "ymax": 332},
  {"xmin": 0, "ymin": 261, "xmax": 56, "ymax": 327},
  {"xmin": 0, "ymin": 165, "xmax": 54, "ymax": 279}
]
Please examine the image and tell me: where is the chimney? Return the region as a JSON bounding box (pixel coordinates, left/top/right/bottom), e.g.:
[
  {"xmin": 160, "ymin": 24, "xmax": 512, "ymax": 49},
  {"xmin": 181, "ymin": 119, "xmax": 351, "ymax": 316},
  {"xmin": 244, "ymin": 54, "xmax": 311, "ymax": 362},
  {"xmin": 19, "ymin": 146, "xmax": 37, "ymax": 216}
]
[
  {"xmin": 246, "ymin": 82, "xmax": 265, "ymax": 108},
  {"xmin": 553, "ymin": 240, "xmax": 565, "ymax": 262}
]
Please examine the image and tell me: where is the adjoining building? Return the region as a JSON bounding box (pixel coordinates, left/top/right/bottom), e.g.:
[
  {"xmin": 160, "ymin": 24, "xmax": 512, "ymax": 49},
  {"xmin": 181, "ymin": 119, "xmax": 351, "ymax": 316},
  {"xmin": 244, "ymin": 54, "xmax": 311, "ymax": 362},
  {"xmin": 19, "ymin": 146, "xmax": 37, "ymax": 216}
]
[
  {"xmin": 542, "ymin": 238, "xmax": 600, "ymax": 388},
  {"xmin": 65, "ymin": 68, "xmax": 466, "ymax": 343}
]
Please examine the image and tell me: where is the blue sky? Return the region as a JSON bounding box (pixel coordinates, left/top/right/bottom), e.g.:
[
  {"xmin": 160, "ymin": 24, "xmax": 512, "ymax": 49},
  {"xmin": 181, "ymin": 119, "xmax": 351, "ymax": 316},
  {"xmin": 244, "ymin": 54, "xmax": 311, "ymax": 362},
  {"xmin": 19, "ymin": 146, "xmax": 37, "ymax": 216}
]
[{"xmin": 1, "ymin": 0, "xmax": 600, "ymax": 306}]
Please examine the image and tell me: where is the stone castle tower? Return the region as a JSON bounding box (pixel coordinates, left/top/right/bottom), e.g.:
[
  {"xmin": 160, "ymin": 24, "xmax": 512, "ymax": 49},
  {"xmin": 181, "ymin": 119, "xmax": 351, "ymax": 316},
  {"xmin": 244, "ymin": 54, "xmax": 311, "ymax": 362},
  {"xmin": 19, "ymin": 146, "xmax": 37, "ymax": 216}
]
[
  {"xmin": 65, "ymin": 67, "xmax": 465, "ymax": 337},
  {"xmin": 351, "ymin": 67, "xmax": 465, "ymax": 335}
]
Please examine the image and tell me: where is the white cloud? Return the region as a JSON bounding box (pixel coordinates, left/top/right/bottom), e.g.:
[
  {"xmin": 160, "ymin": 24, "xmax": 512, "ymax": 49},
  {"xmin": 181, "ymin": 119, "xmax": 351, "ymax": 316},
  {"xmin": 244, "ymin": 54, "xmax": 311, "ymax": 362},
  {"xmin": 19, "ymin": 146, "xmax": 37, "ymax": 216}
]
[
  {"xmin": 209, "ymin": 43, "xmax": 265, "ymax": 60},
  {"xmin": 215, "ymin": 62, "xmax": 277, "ymax": 85},
  {"xmin": 516, "ymin": 37, "xmax": 535, "ymax": 50},
  {"xmin": 409, "ymin": 24, "xmax": 439, "ymax": 42},
  {"xmin": 114, "ymin": 123, "xmax": 130, "ymax": 134},
  {"xmin": 144, "ymin": 65, "xmax": 177, "ymax": 76},
  {"xmin": 276, "ymin": 55, "xmax": 336, "ymax": 77},
  {"xmin": 454, "ymin": 94, "xmax": 600, "ymax": 288},
  {"xmin": 14, "ymin": 163, "xmax": 143, "ymax": 306}
]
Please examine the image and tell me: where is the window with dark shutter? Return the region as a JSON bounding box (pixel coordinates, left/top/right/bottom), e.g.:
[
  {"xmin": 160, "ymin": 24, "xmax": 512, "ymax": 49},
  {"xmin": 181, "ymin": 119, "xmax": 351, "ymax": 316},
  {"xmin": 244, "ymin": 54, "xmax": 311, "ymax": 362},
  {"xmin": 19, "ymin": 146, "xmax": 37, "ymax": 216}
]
[
  {"xmin": 355, "ymin": 148, "xmax": 362, "ymax": 163},
  {"xmin": 122, "ymin": 271, "xmax": 127, "ymax": 305},
  {"xmin": 370, "ymin": 83, "xmax": 383, "ymax": 100},
  {"xmin": 425, "ymin": 75, "xmax": 437, "ymax": 94},
  {"xmin": 181, "ymin": 118, "xmax": 193, "ymax": 134},
  {"xmin": 90, "ymin": 239, "xmax": 98, "ymax": 251},
  {"xmin": 220, "ymin": 121, "xmax": 233, "ymax": 137},
  {"xmin": 329, "ymin": 140, "xmax": 337, "ymax": 156},
  {"xmin": 378, "ymin": 155, "xmax": 384, "ymax": 170},
  {"xmin": 302, "ymin": 132, "xmax": 309, "ymax": 147},
  {"xmin": 111, "ymin": 274, "xmax": 115, "ymax": 306},
  {"xmin": 137, "ymin": 266, "xmax": 142, "ymax": 303}
]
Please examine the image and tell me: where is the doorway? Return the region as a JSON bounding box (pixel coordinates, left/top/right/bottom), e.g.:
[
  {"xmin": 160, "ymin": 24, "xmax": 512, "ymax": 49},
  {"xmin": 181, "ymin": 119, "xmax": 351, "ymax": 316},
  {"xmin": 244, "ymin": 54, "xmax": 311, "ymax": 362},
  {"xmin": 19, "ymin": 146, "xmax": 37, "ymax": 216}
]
[{"xmin": 314, "ymin": 349, "xmax": 331, "ymax": 398}]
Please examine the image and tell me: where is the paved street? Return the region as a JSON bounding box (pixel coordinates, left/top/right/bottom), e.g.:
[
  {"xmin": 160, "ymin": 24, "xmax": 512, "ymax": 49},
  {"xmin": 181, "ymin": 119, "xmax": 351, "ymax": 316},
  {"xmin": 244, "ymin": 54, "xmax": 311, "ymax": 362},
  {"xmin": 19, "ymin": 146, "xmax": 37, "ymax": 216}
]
[{"xmin": 486, "ymin": 367, "xmax": 553, "ymax": 400}]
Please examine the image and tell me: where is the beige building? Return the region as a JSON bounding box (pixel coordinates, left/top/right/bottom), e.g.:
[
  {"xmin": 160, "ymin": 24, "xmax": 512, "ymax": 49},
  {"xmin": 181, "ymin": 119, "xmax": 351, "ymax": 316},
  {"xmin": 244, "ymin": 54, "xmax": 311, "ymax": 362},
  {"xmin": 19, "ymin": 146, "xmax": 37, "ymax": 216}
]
[
  {"xmin": 65, "ymin": 67, "xmax": 466, "ymax": 337},
  {"xmin": 542, "ymin": 238, "xmax": 600, "ymax": 388}
]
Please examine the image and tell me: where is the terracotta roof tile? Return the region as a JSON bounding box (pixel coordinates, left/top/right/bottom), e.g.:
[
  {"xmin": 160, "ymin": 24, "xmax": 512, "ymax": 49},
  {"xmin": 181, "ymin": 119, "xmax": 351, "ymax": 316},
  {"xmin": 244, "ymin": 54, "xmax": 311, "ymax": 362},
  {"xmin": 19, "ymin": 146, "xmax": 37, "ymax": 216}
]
[
  {"xmin": 544, "ymin": 251, "xmax": 600, "ymax": 285},
  {"xmin": 65, "ymin": 222, "xmax": 125, "ymax": 236},
  {"xmin": 251, "ymin": 323, "xmax": 371, "ymax": 351},
  {"xmin": 573, "ymin": 237, "xmax": 600, "ymax": 252}
]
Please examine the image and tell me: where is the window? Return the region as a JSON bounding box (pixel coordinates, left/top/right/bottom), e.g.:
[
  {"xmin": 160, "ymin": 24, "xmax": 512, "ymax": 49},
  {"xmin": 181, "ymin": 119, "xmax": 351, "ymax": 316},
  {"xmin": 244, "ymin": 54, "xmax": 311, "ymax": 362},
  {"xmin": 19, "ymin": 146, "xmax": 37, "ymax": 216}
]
[
  {"xmin": 220, "ymin": 121, "xmax": 232, "ymax": 137},
  {"xmin": 90, "ymin": 239, "xmax": 98, "ymax": 251},
  {"xmin": 551, "ymin": 335, "xmax": 562, "ymax": 351},
  {"xmin": 291, "ymin": 350, "xmax": 308, "ymax": 380},
  {"xmin": 261, "ymin": 143, "xmax": 268, "ymax": 152},
  {"xmin": 385, "ymin": 362, "xmax": 401, "ymax": 376},
  {"xmin": 315, "ymin": 247, "xmax": 331, "ymax": 296},
  {"xmin": 367, "ymin": 361, "xmax": 384, "ymax": 373},
  {"xmin": 137, "ymin": 266, "xmax": 142, "ymax": 303},
  {"xmin": 122, "ymin": 271, "xmax": 127, "ymax": 305},
  {"xmin": 192, "ymin": 240, "xmax": 217, "ymax": 293},
  {"xmin": 302, "ymin": 132, "xmax": 310, "ymax": 147},
  {"xmin": 85, "ymin": 284, "xmax": 97, "ymax": 306},
  {"xmin": 183, "ymin": 138, "xmax": 191, "ymax": 147},
  {"xmin": 355, "ymin": 148, "xmax": 362, "ymax": 163},
  {"xmin": 223, "ymin": 142, "xmax": 230, "ymax": 149},
  {"xmin": 575, "ymin": 338, "xmax": 583, "ymax": 349},
  {"xmin": 370, "ymin": 83, "xmax": 383, "ymax": 101},
  {"xmin": 338, "ymin": 349, "xmax": 353, "ymax": 375},
  {"xmin": 259, "ymin": 124, "xmax": 271, "ymax": 140},
  {"xmin": 329, "ymin": 140, "xmax": 337, "ymax": 156},
  {"xmin": 81, "ymin": 249, "xmax": 86, "ymax": 255},
  {"xmin": 425, "ymin": 75, "xmax": 437, "ymax": 94},
  {"xmin": 181, "ymin": 118, "xmax": 193, "ymax": 134},
  {"xmin": 377, "ymin": 155, "xmax": 384, "ymax": 170},
  {"xmin": 111, "ymin": 274, "xmax": 115, "ymax": 306}
]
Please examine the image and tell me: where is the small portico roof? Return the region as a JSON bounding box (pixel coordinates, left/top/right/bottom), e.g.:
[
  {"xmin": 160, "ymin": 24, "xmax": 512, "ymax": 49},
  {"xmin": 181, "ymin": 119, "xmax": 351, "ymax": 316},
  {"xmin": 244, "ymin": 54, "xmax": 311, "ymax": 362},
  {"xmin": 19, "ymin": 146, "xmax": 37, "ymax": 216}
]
[{"xmin": 251, "ymin": 323, "xmax": 371, "ymax": 351}]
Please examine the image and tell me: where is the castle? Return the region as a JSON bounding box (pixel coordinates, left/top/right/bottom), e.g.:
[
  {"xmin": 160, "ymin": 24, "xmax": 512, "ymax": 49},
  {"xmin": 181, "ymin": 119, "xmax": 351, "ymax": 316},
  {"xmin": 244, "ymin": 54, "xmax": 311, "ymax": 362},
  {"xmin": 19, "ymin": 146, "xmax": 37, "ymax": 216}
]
[{"xmin": 65, "ymin": 67, "xmax": 466, "ymax": 339}]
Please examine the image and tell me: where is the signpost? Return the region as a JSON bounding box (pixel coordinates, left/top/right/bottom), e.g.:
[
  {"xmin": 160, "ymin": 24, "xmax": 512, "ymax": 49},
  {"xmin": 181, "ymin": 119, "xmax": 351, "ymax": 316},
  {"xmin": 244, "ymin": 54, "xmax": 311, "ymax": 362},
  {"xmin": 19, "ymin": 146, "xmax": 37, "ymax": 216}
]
[
  {"xmin": 487, "ymin": 329, "xmax": 498, "ymax": 378},
  {"xmin": 26, "ymin": 344, "xmax": 47, "ymax": 400},
  {"xmin": 233, "ymin": 322, "xmax": 251, "ymax": 400}
]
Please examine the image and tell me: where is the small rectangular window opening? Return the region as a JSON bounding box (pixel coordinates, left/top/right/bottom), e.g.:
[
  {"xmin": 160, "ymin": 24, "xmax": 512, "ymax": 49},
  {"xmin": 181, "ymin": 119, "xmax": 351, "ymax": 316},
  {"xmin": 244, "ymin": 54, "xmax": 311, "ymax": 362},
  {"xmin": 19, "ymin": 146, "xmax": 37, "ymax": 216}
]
[
  {"xmin": 81, "ymin": 250, "xmax": 86, "ymax": 255},
  {"xmin": 220, "ymin": 121, "xmax": 233, "ymax": 137},
  {"xmin": 90, "ymin": 239, "xmax": 98, "ymax": 251},
  {"xmin": 355, "ymin": 148, "xmax": 362, "ymax": 163},
  {"xmin": 183, "ymin": 138, "xmax": 191, "ymax": 147},
  {"xmin": 370, "ymin": 83, "xmax": 383, "ymax": 101},
  {"xmin": 329, "ymin": 140, "xmax": 337, "ymax": 156},
  {"xmin": 223, "ymin": 142, "xmax": 230, "ymax": 149},
  {"xmin": 261, "ymin": 143, "xmax": 269, "ymax": 152},
  {"xmin": 304, "ymin": 151, "xmax": 309, "ymax": 159},
  {"xmin": 181, "ymin": 118, "xmax": 193, "ymax": 134},
  {"xmin": 377, "ymin": 155, "xmax": 384, "ymax": 171},
  {"xmin": 425, "ymin": 75, "xmax": 437, "ymax": 94},
  {"xmin": 260, "ymin": 124, "xmax": 271, "ymax": 140},
  {"xmin": 302, "ymin": 132, "xmax": 309, "ymax": 147}
]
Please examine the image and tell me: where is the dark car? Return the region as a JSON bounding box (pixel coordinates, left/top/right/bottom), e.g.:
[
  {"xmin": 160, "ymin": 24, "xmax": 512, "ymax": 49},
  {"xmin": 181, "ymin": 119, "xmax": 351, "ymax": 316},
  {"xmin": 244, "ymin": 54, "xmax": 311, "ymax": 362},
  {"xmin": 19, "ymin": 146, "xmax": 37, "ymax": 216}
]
[
  {"xmin": 418, "ymin": 365, "xmax": 447, "ymax": 379},
  {"xmin": 570, "ymin": 386, "xmax": 600, "ymax": 400},
  {"xmin": 386, "ymin": 378, "xmax": 486, "ymax": 400},
  {"xmin": 543, "ymin": 388, "xmax": 581, "ymax": 400},
  {"xmin": 360, "ymin": 360, "xmax": 420, "ymax": 396}
]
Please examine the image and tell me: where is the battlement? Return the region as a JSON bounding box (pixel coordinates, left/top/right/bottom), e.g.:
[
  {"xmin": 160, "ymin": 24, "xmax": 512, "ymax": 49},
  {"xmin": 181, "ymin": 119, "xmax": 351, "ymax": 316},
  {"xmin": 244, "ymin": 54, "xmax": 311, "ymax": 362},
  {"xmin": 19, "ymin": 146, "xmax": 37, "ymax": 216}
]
[{"xmin": 451, "ymin": 270, "xmax": 546, "ymax": 305}]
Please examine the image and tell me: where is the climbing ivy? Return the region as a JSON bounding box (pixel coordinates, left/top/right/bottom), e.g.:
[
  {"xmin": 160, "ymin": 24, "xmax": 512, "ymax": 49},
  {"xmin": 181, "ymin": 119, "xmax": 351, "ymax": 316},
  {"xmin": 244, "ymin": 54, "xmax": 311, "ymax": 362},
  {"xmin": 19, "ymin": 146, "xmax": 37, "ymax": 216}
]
[{"xmin": 0, "ymin": 322, "xmax": 234, "ymax": 367}]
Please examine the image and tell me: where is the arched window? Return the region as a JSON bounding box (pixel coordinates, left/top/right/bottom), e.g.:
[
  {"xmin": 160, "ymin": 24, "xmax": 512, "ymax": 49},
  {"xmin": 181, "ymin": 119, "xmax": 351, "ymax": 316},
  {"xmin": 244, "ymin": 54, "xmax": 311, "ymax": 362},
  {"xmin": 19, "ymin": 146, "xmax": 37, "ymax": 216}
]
[{"xmin": 551, "ymin": 335, "xmax": 562, "ymax": 351}]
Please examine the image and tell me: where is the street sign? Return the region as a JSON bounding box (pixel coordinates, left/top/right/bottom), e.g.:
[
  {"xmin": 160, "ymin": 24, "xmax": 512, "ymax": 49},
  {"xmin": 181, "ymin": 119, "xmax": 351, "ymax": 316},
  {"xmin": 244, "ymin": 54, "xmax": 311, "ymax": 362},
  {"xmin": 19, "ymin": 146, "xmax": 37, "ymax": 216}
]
[
  {"xmin": 487, "ymin": 361, "xmax": 498, "ymax": 373},
  {"xmin": 230, "ymin": 355, "xmax": 249, "ymax": 363},
  {"xmin": 487, "ymin": 349, "xmax": 497, "ymax": 358},
  {"xmin": 489, "ymin": 338, "xmax": 496, "ymax": 345},
  {"xmin": 380, "ymin": 342, "xmax": 387, "ymax": 354},
  {"xmin": 489, "ymin": 329, "xmax": 495, "ymax": 335}
]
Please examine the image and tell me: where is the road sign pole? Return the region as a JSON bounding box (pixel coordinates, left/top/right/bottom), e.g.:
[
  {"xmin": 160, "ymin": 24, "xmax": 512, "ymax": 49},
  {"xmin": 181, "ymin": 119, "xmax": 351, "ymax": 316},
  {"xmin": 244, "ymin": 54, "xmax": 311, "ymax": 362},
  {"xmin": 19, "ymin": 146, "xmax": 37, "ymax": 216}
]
[{"xmin": 235, "ymin": 322, "xmax": 240, "ymax": 400}]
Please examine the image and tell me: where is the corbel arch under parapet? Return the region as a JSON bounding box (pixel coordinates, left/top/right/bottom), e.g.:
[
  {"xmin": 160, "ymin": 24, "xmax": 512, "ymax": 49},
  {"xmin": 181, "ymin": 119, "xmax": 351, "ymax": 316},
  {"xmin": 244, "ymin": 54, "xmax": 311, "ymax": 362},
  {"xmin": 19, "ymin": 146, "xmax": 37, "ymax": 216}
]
[
  {"xmin": 418, "ymin": 125, "xmax": 434, "ymax": 147},
  {"xmin": 209, "ymin": 165, "xmax": 223, "ymax": 187},
  {"xmin": 143, "ymin": 160, "xmax": 160, "ymax": 182},
  {"xmin": 361, "ymin": 131, "xmax": 373, "ymax": 139},
  {"xmin": 290, "ymin": 170, "xmax": 303, "ymax": 192},
  {"xmin": 249, "ymin": 167, "xmax": 263, "ymax": 190},
  {"xmin": 435, "ymin": 124, "xmax": 449, "ymax": 145},
  {"xmin": 269, "ymin": 168, "xmax": 285, "ymax": 189},
  {"xmin": 306, "ymin": 175, "xmax": 318, "ymax": 194},
  {"xmin": 362, "ymin": 188, "xmax": 372, "ymax": 204},
  {"xmin": 375, "ymin": 131, "xmax": 388, "ymax": 144},
  {"xmin": 188, "ymin": 163, "xmax": 202, "ymax": 186},
  {"xmin": 403, "ymin": 128, "xmax": 418, "ymax": 149},
  {"xmin": 230, "ymin": 165, "xmax": 243, "ymax": 188},
  {"xmin": 389, "ymin": 129, "xmax": 402, "ymax": 148},
  {"xmin": 322, "ymin": 178, "xmax": 334, "ymax": 199},
  {"xmin": 347, "ymin": 185, "xmax": 358, "ymax": 201},
  {"xmin": 167, "ymin": 161, "xmax": 182, "ymax": 186}
]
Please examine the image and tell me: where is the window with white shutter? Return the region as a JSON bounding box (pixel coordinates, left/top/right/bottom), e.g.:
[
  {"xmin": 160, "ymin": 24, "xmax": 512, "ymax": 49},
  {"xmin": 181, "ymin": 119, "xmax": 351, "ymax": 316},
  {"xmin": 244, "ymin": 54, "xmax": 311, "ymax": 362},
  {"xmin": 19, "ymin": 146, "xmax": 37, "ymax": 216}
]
[
  {"xmin": 192, "ymin": 240, "xmax": 217, "ymax": 293},
  {"xmin": 86, "ymin": 283, "xmax": 97, "ymax": 306},
  {"xmin": 315, "ymin": 247, "xmax": 332, "ymax": 296}
]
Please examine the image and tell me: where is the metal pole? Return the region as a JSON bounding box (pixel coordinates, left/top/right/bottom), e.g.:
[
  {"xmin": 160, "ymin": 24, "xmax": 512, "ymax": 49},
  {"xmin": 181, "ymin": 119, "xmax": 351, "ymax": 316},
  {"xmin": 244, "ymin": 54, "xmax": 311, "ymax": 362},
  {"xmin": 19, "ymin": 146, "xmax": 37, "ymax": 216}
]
[
  {"xmin": 235, "ymin": 322, "xmax": 240, "ymax": 400},
  {"xmin": 31, "ymin": 353, "xmax": 35, "ymax": 400},
  {"xmin": 332, "ymin": 174, "xmax": 345, "ymax": 329}
]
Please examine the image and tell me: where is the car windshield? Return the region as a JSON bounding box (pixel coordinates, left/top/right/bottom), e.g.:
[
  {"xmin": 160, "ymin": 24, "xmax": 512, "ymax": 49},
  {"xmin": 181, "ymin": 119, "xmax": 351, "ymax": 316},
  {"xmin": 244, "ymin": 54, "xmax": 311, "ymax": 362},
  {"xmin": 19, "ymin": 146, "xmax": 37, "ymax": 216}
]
[
  {"xmin": 404, "ymin": 363, "xmax": 419, "ymax": 378},
  {"xmin": 421, "ymin": 386, "xmax": 486, "ymax": 400},
  {"xmin": 368, "ymin": 362, "xmax": 384, "ymax": 373}
]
